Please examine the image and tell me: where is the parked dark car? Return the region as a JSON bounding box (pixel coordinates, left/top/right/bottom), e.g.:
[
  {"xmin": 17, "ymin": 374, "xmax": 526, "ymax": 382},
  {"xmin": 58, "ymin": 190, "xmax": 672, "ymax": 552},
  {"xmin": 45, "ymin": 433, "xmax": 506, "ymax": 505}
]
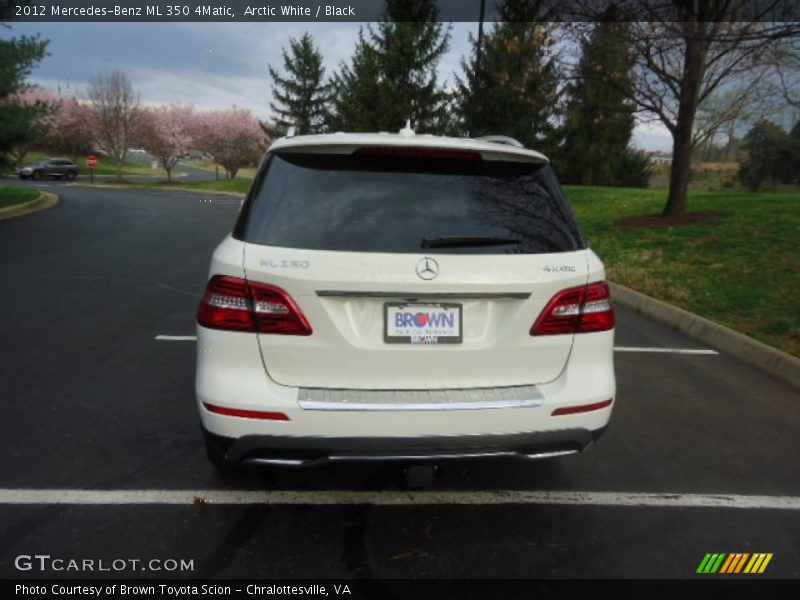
[{"xmin": 17, "ymin": 158, "xmax": 79, "ymax": 180}]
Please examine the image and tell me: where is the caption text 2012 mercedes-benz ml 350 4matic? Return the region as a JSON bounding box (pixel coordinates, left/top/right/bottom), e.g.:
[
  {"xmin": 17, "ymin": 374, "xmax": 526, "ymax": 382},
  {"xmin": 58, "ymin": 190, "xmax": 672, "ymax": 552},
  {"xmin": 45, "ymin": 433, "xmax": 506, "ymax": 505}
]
[{"xmin": 195, "ymin": 127, "xmax": 616, "ymax": 472}]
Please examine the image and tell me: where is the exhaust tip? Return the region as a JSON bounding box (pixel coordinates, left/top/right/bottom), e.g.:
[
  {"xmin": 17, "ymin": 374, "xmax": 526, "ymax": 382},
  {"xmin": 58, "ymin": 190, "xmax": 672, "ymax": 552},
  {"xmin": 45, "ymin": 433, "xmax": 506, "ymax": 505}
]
[{"xmin": 523, "ymin": 449, "xmax": 580, "ymax": 460}]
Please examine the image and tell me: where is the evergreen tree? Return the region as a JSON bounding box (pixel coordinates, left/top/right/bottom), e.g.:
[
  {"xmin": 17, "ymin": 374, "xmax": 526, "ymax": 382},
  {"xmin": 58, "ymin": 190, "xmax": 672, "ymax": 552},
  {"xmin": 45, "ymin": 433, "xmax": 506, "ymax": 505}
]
[
  {"xmin": 261, "ymin": 118, "xmax": 287, "ymax": 141},
  {"xmin": 268, "ymin": 32, "xmax": 332, "ymax": 134},
  {"xmin": 738, "ymin": 120, "xmax": 794, "ymax": 191},
  {"xmin": 789, "ymin": 120, "xmax": 800, "ymax": 184},
  {"xmin": 328, "ymin": 32, "xmax": 383, "ymax": 132},
  {"xmin": 0, "ymin": 1, "xmax": 49, "ymax": 171},
  {"xmin": 558, "ymin": 21, "xmax": 649, "ymax": 187},
  {"xmin": 455, "ymin": 1, "xmax": 561, "ymax": 154},
  {"xmin": 329, "ymin": 0, "xmax": 451, "ymax": 133}
]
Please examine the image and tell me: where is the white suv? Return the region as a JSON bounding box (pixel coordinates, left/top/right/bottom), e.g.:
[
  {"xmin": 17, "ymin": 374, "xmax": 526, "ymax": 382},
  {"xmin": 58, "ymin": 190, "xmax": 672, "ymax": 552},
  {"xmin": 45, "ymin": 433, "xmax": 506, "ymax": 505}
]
[{"xmin": 196, "ymin": 128, "xmax": 615, "ymax": 472}]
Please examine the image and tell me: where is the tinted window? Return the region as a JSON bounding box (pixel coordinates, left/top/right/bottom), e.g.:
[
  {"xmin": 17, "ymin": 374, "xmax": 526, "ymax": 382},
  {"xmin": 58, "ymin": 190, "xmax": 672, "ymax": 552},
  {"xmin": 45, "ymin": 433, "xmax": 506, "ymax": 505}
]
[{"xmin": 240, "ymin": 153, "xmax": 584, "ymax": 254}]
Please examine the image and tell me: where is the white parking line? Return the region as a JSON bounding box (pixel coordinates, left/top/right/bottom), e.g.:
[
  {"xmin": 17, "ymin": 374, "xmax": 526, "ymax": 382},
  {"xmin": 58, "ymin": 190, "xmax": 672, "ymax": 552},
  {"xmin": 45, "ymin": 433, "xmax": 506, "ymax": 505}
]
[
  {"xmin": 153, "ymin": 336, "xmax": 718, "ymax": 355},
  {"xmin": 0, "ymin": 489, "xmax": 797, "ymax": 510},
  {"xmin": 614, "ymin": 347, "xmax": 718, "ymax": 355}
]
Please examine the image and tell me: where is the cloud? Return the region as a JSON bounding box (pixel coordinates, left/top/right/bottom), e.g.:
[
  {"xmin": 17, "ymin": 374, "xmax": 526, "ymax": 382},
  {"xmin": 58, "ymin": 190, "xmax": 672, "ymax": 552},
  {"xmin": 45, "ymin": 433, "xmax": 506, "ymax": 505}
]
[
  {"xmin": 3, "ymin": 20, "xmax": 671, "ymax": 150},
  {"xmin": 633, "ymin": 122, "xmax": 674, "ymax": 153},
  {"xmin": 5, "ymin": 21, "xmax": 366, "ymax": 119}
]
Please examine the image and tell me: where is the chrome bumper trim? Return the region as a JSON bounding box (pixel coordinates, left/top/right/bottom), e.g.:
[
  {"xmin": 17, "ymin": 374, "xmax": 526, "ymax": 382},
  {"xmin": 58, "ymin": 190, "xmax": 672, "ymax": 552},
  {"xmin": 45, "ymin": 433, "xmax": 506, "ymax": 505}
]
[
  {"xmin": 316, "ymin": 290, "xmax": 531, "ymax": 300},
  {"xmin": 298, "ymin": 384, "xmax": 543, "ymax": 411}
]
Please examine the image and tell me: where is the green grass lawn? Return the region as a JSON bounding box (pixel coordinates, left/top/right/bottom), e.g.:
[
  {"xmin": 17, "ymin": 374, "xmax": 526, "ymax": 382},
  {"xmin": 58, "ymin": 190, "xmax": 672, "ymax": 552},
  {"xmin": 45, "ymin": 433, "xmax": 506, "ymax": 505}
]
[
  {"xmin": 182, "ymin": 159, "xmax": 258, "ymax": 179},
  {"xmin": 151, "ymin": 178, "xmax": 253, "ymax": 194},
  {"xmin": 82, "ymin": 160, "xmax": 158, "ymax": 177},
  {"xmin": 565, "ymin": 186, "xmax": 800, "ymax": 356},
  {"xmin": 0, "ymin": 185, "xmax": 39, "ymax": 209}
]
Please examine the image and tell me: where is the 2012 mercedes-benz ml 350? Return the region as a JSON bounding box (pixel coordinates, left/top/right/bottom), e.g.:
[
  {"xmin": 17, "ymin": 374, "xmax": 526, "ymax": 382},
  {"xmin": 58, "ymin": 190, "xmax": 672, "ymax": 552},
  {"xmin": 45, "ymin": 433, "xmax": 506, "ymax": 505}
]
[{"xmin": 195, "ymin": 127, "xmax": 616, "ymax": 471}]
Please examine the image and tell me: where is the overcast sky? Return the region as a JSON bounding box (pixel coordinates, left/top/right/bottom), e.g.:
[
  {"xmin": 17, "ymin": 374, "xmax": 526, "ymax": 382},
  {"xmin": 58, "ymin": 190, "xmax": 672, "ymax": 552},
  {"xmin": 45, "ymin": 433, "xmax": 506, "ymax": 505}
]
[{"xmin": 2, "ymin": 21, "xmax": 674, "ymax": 151}]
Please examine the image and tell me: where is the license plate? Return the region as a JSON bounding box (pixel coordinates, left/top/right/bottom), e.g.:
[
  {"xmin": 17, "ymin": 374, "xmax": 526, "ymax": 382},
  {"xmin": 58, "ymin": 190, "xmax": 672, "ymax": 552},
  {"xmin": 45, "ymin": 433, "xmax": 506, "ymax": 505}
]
[{"xmin": 384, "ymin": 303, "xmax": 462, "ymax": 344}]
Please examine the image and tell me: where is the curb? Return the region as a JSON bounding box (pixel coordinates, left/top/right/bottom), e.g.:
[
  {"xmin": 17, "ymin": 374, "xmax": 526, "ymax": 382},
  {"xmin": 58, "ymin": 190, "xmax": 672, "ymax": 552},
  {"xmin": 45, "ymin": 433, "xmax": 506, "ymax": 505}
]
[
  {"xmin": 0, "ymin": 191, "xmax": 59, "ymax": 221},
  {"xmin": 609, "ymin": 282, "xmax": 800, "ymax": 390},
  {"xmin": 71, "ymin": 183, "xmax": 246, "ymax": 197}
]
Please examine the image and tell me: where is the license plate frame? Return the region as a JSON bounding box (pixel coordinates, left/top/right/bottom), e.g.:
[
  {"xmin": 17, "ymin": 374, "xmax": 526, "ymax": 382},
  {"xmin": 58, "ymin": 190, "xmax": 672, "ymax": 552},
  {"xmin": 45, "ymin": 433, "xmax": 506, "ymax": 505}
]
[{"xmin": 384, "ymin": 302, "xmax": 463, "ymax": 344}]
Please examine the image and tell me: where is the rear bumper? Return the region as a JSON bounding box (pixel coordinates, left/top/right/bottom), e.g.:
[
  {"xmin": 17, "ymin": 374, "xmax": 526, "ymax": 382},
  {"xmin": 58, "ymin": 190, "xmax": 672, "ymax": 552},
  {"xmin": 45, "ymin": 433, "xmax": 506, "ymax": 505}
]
[
  {"xmin": 204, "ymin": 426, "xmax": 608, "ymax": 467},
  {"xmin": 196, "ymin": 326, "xmax": 616, "ymax": 439}
]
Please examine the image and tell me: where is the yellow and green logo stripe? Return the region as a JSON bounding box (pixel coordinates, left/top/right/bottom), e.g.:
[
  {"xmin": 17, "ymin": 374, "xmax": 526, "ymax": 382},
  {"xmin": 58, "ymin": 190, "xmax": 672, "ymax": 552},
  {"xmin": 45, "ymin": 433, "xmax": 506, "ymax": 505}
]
[{"xmin": 696, "ymin": 553, "xmax": 773, "ymax": 574}]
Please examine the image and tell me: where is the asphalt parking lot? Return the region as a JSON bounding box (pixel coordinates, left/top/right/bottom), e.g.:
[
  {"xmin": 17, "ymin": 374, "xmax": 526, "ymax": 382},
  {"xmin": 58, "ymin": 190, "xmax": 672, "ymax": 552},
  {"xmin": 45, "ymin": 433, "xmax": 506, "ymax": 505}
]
[{"xmin": 1, "ymin": 181, "xmax": 798, "ymax": 580}]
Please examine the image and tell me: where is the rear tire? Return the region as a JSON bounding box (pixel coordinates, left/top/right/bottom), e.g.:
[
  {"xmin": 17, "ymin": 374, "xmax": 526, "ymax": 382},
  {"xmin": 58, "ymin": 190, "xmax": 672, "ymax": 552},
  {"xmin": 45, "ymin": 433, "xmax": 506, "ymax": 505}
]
[
  {"xmin": 203, "ymin": 435, "xmax": 240, "ymax": 476},
  {"xmin": 66, "ymin": 171, "xmax": 77, "ymax": 181},
  {"xmin": 32, "ymin": 171, "xmax": 41, "ymax": 180}
]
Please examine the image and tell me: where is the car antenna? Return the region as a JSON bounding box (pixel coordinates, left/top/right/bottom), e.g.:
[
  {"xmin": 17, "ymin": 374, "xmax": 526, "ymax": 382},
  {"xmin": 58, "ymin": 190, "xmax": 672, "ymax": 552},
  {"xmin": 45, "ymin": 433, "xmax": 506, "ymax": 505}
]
[{"xmin": 399, "ymin": 119, "xmax": 415, "ymax": 137}]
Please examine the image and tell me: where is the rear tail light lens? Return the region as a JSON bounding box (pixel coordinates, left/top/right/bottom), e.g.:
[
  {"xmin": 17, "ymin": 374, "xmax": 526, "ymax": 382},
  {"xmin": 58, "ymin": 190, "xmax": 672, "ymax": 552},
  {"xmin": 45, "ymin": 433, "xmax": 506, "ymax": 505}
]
[
  {"xmin": 532, "ymin": 281, "xmax": 615, "ymax": 335},
  {"xmin": 197, "ymin": 275, "xmax": 312, "ymax": 336},
  {"xmin": 197, "ymin": 275, "xmax": 253, "ymax": 331},
  {"xmin": 250, "ymin": 282, "xmax": 313, "ymax": 336}
]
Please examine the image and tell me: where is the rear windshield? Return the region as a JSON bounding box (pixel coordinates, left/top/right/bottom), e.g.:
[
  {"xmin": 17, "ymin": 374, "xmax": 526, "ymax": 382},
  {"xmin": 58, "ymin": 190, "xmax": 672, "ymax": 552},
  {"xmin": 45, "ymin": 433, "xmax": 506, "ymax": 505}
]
[{"xmin": 237, "ymin": 152, "xmax": 585, "ymax": 254}]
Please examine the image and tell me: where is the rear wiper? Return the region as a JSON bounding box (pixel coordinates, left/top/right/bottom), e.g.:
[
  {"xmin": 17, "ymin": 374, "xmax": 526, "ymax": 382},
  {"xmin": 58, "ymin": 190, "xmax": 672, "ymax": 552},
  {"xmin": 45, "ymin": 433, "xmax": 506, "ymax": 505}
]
[{"xmin": 421, "ymin": 236, "xmax": 522, "ymax": 249}]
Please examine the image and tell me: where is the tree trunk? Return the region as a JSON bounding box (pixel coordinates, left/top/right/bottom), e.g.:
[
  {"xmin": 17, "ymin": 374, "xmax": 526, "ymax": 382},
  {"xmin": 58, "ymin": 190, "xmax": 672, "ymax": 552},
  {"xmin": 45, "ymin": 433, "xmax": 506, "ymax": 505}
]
[
  {"xmin": 166, "ymin": 167, "xmax": 172, "ymax": 182},
  {"xmin": 662, "ymin": 25, "xmax": 706, "ymax": 217},
  {"xmin": 665, "ymin": 130, "xmax": 693, "ymax": 216}
]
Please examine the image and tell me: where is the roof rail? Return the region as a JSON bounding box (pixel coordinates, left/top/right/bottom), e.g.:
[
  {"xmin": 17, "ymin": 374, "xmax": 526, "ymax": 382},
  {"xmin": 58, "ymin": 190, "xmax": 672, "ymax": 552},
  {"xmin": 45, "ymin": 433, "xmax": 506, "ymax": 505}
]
[{"xmin": 476, "ymin": 135, "xmax": 525, "ymax": 148}]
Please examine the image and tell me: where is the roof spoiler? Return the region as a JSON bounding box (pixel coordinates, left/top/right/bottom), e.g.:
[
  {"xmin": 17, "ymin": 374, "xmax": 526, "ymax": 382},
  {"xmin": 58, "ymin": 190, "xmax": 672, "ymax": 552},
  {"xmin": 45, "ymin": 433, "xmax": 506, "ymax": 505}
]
[{"xmin": 476, "ymin": 135, "xmax": 525, "ymax": 149}]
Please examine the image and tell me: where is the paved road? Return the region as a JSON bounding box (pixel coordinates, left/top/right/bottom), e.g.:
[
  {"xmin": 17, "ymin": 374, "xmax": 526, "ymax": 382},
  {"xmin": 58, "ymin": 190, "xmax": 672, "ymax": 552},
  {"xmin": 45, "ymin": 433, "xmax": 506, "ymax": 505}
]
[
  {"xmin": 0, "ymin": 184, "xmax": 798, "ymax": 580},
  {"xmin": 7, "ymin": 153, "xmax": 224, "ymax": 186}
]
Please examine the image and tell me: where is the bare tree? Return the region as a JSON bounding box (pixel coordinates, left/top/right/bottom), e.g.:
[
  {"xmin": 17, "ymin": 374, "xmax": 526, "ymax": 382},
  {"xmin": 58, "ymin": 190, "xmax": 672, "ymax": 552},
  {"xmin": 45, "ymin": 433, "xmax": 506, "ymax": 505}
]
[
  {"xmin": 770, "ymin": 35, "xmax": 800, "ymax": 109},
  {"xmin": 571, "ymin": 1, "xmax": 799, "ymax": 216},
  {"xmin": 86, "ymin": 70, "xmax": 141, "ymax": 179}
]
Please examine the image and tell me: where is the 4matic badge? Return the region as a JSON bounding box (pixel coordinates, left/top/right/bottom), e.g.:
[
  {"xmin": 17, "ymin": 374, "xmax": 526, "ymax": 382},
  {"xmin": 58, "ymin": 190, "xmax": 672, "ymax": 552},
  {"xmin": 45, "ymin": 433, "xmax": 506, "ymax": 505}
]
[{"xmin": 543, "ymin": 264, "xmax": 577, "ymax": 273}]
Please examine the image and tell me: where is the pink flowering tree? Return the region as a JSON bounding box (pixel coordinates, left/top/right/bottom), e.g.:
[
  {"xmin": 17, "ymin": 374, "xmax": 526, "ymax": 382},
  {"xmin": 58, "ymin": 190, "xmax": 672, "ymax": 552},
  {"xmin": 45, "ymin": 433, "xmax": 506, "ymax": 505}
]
[
  {"xmin": 195, "ymin": 108, "xmax": 268, "ymax": 178},
  {"xmin": 139, "ymin": 104, "xmax": 196, "ymax": 181},
  {"xmin": 47, "ymin": 97, "xmax": 95, "ymax": 161},
  {"xmin": 9, "ymin": 89, "xmax": 96, "ymax": 165}
]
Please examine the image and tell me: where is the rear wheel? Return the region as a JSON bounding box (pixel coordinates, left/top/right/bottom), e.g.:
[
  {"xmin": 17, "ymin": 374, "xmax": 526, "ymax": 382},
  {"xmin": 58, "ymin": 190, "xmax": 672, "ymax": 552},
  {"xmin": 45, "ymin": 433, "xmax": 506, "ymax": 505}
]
[
  {"xmin": 32, "ymin": 171, "xmax": 41, "ymax": 180},
  {"xmin": 65, "ymin": 171, "xmax": 77, "ymax": 181},
  {"xmin": 203, "ymin": 434, "xmax": 240, "ymax": 476}
]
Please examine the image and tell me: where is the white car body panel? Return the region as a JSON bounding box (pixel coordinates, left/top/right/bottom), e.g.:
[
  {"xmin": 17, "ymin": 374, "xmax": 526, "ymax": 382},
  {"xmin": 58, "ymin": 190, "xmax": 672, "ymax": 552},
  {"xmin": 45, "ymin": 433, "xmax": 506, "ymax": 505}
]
[
  {"xmin": 242, "ymin": 244, "xmax": 590, "ymax": 389},
  {"xmin": 196, "ymin": 326, "xmax": 615, "ymax": 439},
  {"xmin": 195, "ymin": 131, "xmax": 616, "ymax": 463}
]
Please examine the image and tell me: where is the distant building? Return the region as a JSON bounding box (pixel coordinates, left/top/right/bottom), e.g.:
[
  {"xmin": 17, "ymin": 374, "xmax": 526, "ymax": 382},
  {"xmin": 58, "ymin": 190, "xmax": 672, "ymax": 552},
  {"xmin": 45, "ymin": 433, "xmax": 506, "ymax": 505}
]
[{"xmin": 648, "ymin": 151, "xmax": 672, "ymax": 165}]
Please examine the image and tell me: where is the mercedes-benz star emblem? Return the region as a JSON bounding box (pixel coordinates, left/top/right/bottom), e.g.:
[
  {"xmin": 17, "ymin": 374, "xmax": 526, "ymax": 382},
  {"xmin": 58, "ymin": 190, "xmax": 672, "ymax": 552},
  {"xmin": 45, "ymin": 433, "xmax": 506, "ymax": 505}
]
[{"xmin": 415, "ymin": 257, "xmax": 439, "ymax": 280}]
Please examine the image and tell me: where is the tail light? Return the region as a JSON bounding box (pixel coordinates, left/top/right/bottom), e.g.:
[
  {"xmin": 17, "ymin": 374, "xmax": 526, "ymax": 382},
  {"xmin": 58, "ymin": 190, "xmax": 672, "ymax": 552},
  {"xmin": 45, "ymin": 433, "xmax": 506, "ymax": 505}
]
[
  {"xmin": 531, "ymin": 281, "xmax": 614, "ymax": 335},
  {"xmin": 197, "ymin": 275, "xmax": 312, "ymax": 336}
]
